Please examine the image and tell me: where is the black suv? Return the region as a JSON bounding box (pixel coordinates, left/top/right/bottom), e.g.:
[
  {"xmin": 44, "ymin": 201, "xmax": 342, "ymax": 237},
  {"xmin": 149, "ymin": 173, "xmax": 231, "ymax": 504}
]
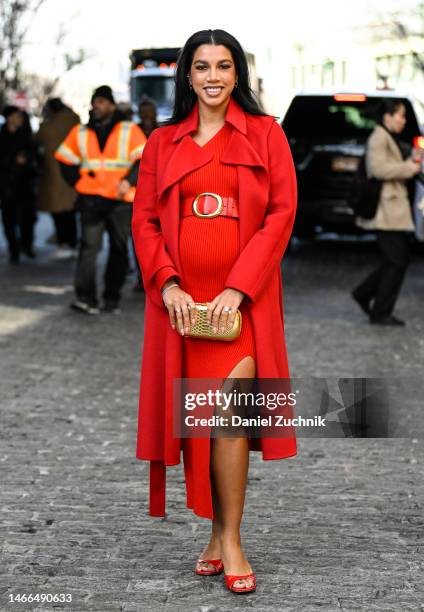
[{"xmin": 281, "ymin": 92, "xmax": 421, "ymax": 237}]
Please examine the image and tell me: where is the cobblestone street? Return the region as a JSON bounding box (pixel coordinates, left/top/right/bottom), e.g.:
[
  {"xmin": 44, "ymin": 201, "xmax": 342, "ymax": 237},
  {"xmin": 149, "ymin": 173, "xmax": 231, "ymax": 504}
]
[{"xmin": 1, "ymin": 215, "xmax": 423, "ymax": 611}]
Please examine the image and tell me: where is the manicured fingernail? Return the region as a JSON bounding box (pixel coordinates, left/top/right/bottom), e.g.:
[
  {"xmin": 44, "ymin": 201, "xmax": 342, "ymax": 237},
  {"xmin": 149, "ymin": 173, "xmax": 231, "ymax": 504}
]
[
  {"xmin": 213, "ymin": 327, "xmax": 217, "ymax": 333},
  {"xmin": 185, "ymin": 327, "xmax": 189, "ymax": 333}
]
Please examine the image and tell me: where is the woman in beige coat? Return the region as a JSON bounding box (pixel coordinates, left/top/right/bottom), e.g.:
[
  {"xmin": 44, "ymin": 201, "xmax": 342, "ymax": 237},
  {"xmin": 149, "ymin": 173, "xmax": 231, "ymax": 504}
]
[
  {"xmin": 36, "ymin": 99, "xmax": 80, "ymax": 251},
  {"xmin": 352, "ymin": 99, "xmax": 421, "ymax": 326}
]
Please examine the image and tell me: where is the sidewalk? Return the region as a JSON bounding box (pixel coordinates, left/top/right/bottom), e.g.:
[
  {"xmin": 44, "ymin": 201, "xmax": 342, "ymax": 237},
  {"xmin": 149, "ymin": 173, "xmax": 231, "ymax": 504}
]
[{"xmin": 1, "ymin": 220, "xmax": 423, "ymax": 611}]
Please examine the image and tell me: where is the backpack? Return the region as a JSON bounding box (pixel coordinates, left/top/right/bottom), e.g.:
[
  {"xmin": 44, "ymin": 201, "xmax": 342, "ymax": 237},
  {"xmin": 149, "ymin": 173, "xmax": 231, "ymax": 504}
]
[{"xmin": 348, "ymin": 154, "xmax": 383, "ymax": 219}]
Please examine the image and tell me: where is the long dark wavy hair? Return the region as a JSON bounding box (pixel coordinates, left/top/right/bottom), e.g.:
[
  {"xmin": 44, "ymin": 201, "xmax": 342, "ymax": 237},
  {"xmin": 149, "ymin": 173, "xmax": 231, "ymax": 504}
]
[{"xmin": 165, "ymin": 29, "xmax": 268, "ymax": 125}]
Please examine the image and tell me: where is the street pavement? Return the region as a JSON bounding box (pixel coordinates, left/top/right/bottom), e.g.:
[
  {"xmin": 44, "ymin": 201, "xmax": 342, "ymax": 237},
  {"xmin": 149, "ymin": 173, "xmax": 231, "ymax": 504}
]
[{"xmin": 1, "ymin": 214, "xmax": 423, "ymax": 611}]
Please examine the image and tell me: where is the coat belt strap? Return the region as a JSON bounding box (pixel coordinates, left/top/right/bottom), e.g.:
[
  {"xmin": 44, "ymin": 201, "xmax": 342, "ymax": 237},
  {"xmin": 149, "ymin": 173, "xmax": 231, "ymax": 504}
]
[
  {"xmin": 150, "ymin": 460, "xmax": 166, "ymax": 516},
  {"xmin": 181, "ymin": 195, "xmax": 239, "ymax": 218}
]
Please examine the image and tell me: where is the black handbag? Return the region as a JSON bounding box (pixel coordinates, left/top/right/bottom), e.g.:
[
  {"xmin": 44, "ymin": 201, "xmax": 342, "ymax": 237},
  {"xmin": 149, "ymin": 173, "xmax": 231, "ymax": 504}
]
[{"xmin": 349, "ymin": 155, "xmax": 383, "ymax": 219}]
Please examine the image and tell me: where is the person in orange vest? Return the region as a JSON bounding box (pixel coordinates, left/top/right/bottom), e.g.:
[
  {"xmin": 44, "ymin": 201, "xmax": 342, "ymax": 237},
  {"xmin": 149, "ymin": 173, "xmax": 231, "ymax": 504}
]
[{"xmin": 55, "ymin": 85, "xmax": 146, "ymax": 314}]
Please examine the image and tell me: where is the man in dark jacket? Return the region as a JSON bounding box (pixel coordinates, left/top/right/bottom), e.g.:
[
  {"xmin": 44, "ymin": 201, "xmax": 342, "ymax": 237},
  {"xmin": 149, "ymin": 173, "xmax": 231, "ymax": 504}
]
[{"xmin": 0, "ymin": 106, "xmax": 38, "ymax": 263}]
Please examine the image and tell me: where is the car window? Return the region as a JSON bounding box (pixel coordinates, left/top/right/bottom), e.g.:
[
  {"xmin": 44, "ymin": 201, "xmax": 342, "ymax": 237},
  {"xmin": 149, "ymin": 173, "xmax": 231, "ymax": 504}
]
[
  {"xmin": 283, "ymin": 96, "xmax": 419, "ymax": 144},
  {"xmin": 328, "ymin": 105, "xmax": 376, "ymax": 132}
]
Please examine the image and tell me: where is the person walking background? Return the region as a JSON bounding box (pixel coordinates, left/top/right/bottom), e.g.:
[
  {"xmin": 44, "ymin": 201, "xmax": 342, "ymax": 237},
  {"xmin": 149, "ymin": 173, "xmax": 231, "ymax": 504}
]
[
  {"xmin": 0, "ymin": 106, "xmax": 38, "ymax": 263},
  {"xmin": 352, "ymin": 99, "xmax": 421, "ymax": 326},
  {"xmin": 132, "ymin": 29, "xmax": 297, "ymax": 593},
  {"xmin": 138, "ymin": 95, "xmax": 158, "ymax": 137},
  {"xmin": 55, "ymin": 85, "xmax": 147, "ymax": 314},
  {"xmin": 131, "ymin": 95, "xmax": 159, "ymax": 292},
  {"xmin": 36, "ymin": 98, "xmax": 80, "ymax": 258}
]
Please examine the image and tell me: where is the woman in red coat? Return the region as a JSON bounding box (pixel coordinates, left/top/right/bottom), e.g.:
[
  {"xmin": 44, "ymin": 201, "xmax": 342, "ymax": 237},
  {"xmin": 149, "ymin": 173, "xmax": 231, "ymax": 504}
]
[{"xmin": 132, "ymin": 29, "xmax": 298, "ymax": 593}]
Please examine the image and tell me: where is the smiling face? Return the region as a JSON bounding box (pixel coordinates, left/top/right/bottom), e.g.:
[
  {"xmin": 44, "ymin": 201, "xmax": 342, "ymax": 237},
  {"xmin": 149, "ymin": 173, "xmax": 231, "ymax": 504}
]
[{"xmin": 188, "ymin": 44, "xmax": 237, "ymax": 110}]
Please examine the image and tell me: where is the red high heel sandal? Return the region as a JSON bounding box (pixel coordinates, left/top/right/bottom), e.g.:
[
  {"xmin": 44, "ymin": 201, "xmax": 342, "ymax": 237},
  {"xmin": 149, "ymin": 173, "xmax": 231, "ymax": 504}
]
[
  {"xmin": 224, "ymin": 572, "xmax": 257, "ymax": 593},
  {"xmin": 195, "ymin": 558, "xmax": 224, "ymax": 575}
]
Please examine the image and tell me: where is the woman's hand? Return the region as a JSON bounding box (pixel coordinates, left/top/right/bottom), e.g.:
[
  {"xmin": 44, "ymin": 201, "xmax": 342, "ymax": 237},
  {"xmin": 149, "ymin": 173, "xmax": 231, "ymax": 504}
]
[
  {"xmin": 162, "ymin": 281, "xmax": 196, "ymax": 336},
  {"xmin": 406, "ymin": 158, "xmax": 421, "ymax": 175},
  {"xmin": 206, "ymin": 288, "xmax": 245, "ymax": 334}
]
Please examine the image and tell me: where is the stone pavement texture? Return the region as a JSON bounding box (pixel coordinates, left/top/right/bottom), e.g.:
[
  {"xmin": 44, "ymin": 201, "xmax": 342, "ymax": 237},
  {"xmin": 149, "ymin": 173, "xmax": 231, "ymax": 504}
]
[{"xmin": 0, "ymin": 217, "xmax": 423, "ymax": 611}]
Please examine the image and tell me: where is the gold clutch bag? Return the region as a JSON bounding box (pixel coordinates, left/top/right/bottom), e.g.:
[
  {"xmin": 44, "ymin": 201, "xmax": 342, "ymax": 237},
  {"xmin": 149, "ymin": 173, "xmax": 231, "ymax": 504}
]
[{"xmin": 186, "ymin": 302, "xmax": 242, "ymax": 341}]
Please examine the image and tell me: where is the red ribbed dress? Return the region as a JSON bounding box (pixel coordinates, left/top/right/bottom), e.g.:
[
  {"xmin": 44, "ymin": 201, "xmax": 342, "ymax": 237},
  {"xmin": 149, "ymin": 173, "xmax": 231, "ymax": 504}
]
[{"xmin": 178, "ymin": 121, "xmax": 256, "ymax": 520}]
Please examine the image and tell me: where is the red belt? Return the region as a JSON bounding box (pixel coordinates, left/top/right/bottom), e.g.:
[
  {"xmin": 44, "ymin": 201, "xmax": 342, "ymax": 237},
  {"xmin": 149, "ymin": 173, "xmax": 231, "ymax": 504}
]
[{"xmin": 181, "ymin": 193, "xmax": 239, "ymax": 219}]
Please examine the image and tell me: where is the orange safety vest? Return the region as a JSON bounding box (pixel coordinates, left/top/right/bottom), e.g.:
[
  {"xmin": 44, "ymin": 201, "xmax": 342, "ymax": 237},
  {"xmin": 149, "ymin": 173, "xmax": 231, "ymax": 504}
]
[{"xmin": 54, "ymin": 121, "xmax": 146, "ymax": 202}]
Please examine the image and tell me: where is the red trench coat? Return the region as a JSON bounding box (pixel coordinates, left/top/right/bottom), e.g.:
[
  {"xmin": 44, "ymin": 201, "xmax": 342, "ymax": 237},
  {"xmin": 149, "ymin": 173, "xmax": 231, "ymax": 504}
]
[{"xmin": 132, "ymin": 96, "xmax": 298, "ymax": 517}]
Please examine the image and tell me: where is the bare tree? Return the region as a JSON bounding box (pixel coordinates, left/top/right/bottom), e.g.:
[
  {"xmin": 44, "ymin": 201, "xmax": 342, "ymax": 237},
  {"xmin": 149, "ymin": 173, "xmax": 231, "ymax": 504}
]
[
  {"xmin": 367, "ymin": 2, "xmax": 424, "ymax": 85},
  {"xmin": 25, "ymin": 23, "xmax": 89, "ymax": 114},
  {"xmin": 388, "ymin": 3, "xmax": 424, "ymax": 74},
  {"xmin": 0, "ymin": 0, "xmax": 46, "ymax": 106},
  {"xmin": 0, "ymin": 0, "xmax": 89, "ymax": 110},
  {"xmin": 358, "ymin": 2, "xmax": 424, "ymax": 115}
]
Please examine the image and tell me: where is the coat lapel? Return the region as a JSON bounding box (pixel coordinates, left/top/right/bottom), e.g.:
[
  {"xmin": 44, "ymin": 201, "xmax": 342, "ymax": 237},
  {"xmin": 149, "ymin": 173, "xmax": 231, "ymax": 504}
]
[
  {"xmin": 158, "ymin": 96, "xmax": 269, "ymax": 258},
  {"xmin": 157, "ymin": 136, "xmax": 213, "ymax": 198},
  {"xmin": 379, "ymin": 125, "xmax": 402, "ymax": 161},
  {"xmin": 220, "ymin": 125, "xmax": 269, "ymax": 248},
  {"xmin": 158, "ymin": 97, "xmax": 267, "ymax": 197},
  {"xmin": 220, "ymin": 125, "xmax": 266, "ymax": 169}
]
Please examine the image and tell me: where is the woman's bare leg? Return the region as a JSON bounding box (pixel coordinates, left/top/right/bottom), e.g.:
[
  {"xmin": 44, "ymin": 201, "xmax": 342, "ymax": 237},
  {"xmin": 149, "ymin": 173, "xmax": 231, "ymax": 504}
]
[
  {"xmin": 195, "ymin": 470, "xmax": 224, "ymax": 570},
  {"xmin": 196, "ymin": 356, "xmax": 256, "ymax": 588}
]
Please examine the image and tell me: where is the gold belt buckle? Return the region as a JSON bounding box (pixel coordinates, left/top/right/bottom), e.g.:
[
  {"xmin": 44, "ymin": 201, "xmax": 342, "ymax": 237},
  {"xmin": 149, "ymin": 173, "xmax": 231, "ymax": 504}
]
[{"xmin": 192, "ymin": 192, "xmax": 223, "ymax": 218}]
